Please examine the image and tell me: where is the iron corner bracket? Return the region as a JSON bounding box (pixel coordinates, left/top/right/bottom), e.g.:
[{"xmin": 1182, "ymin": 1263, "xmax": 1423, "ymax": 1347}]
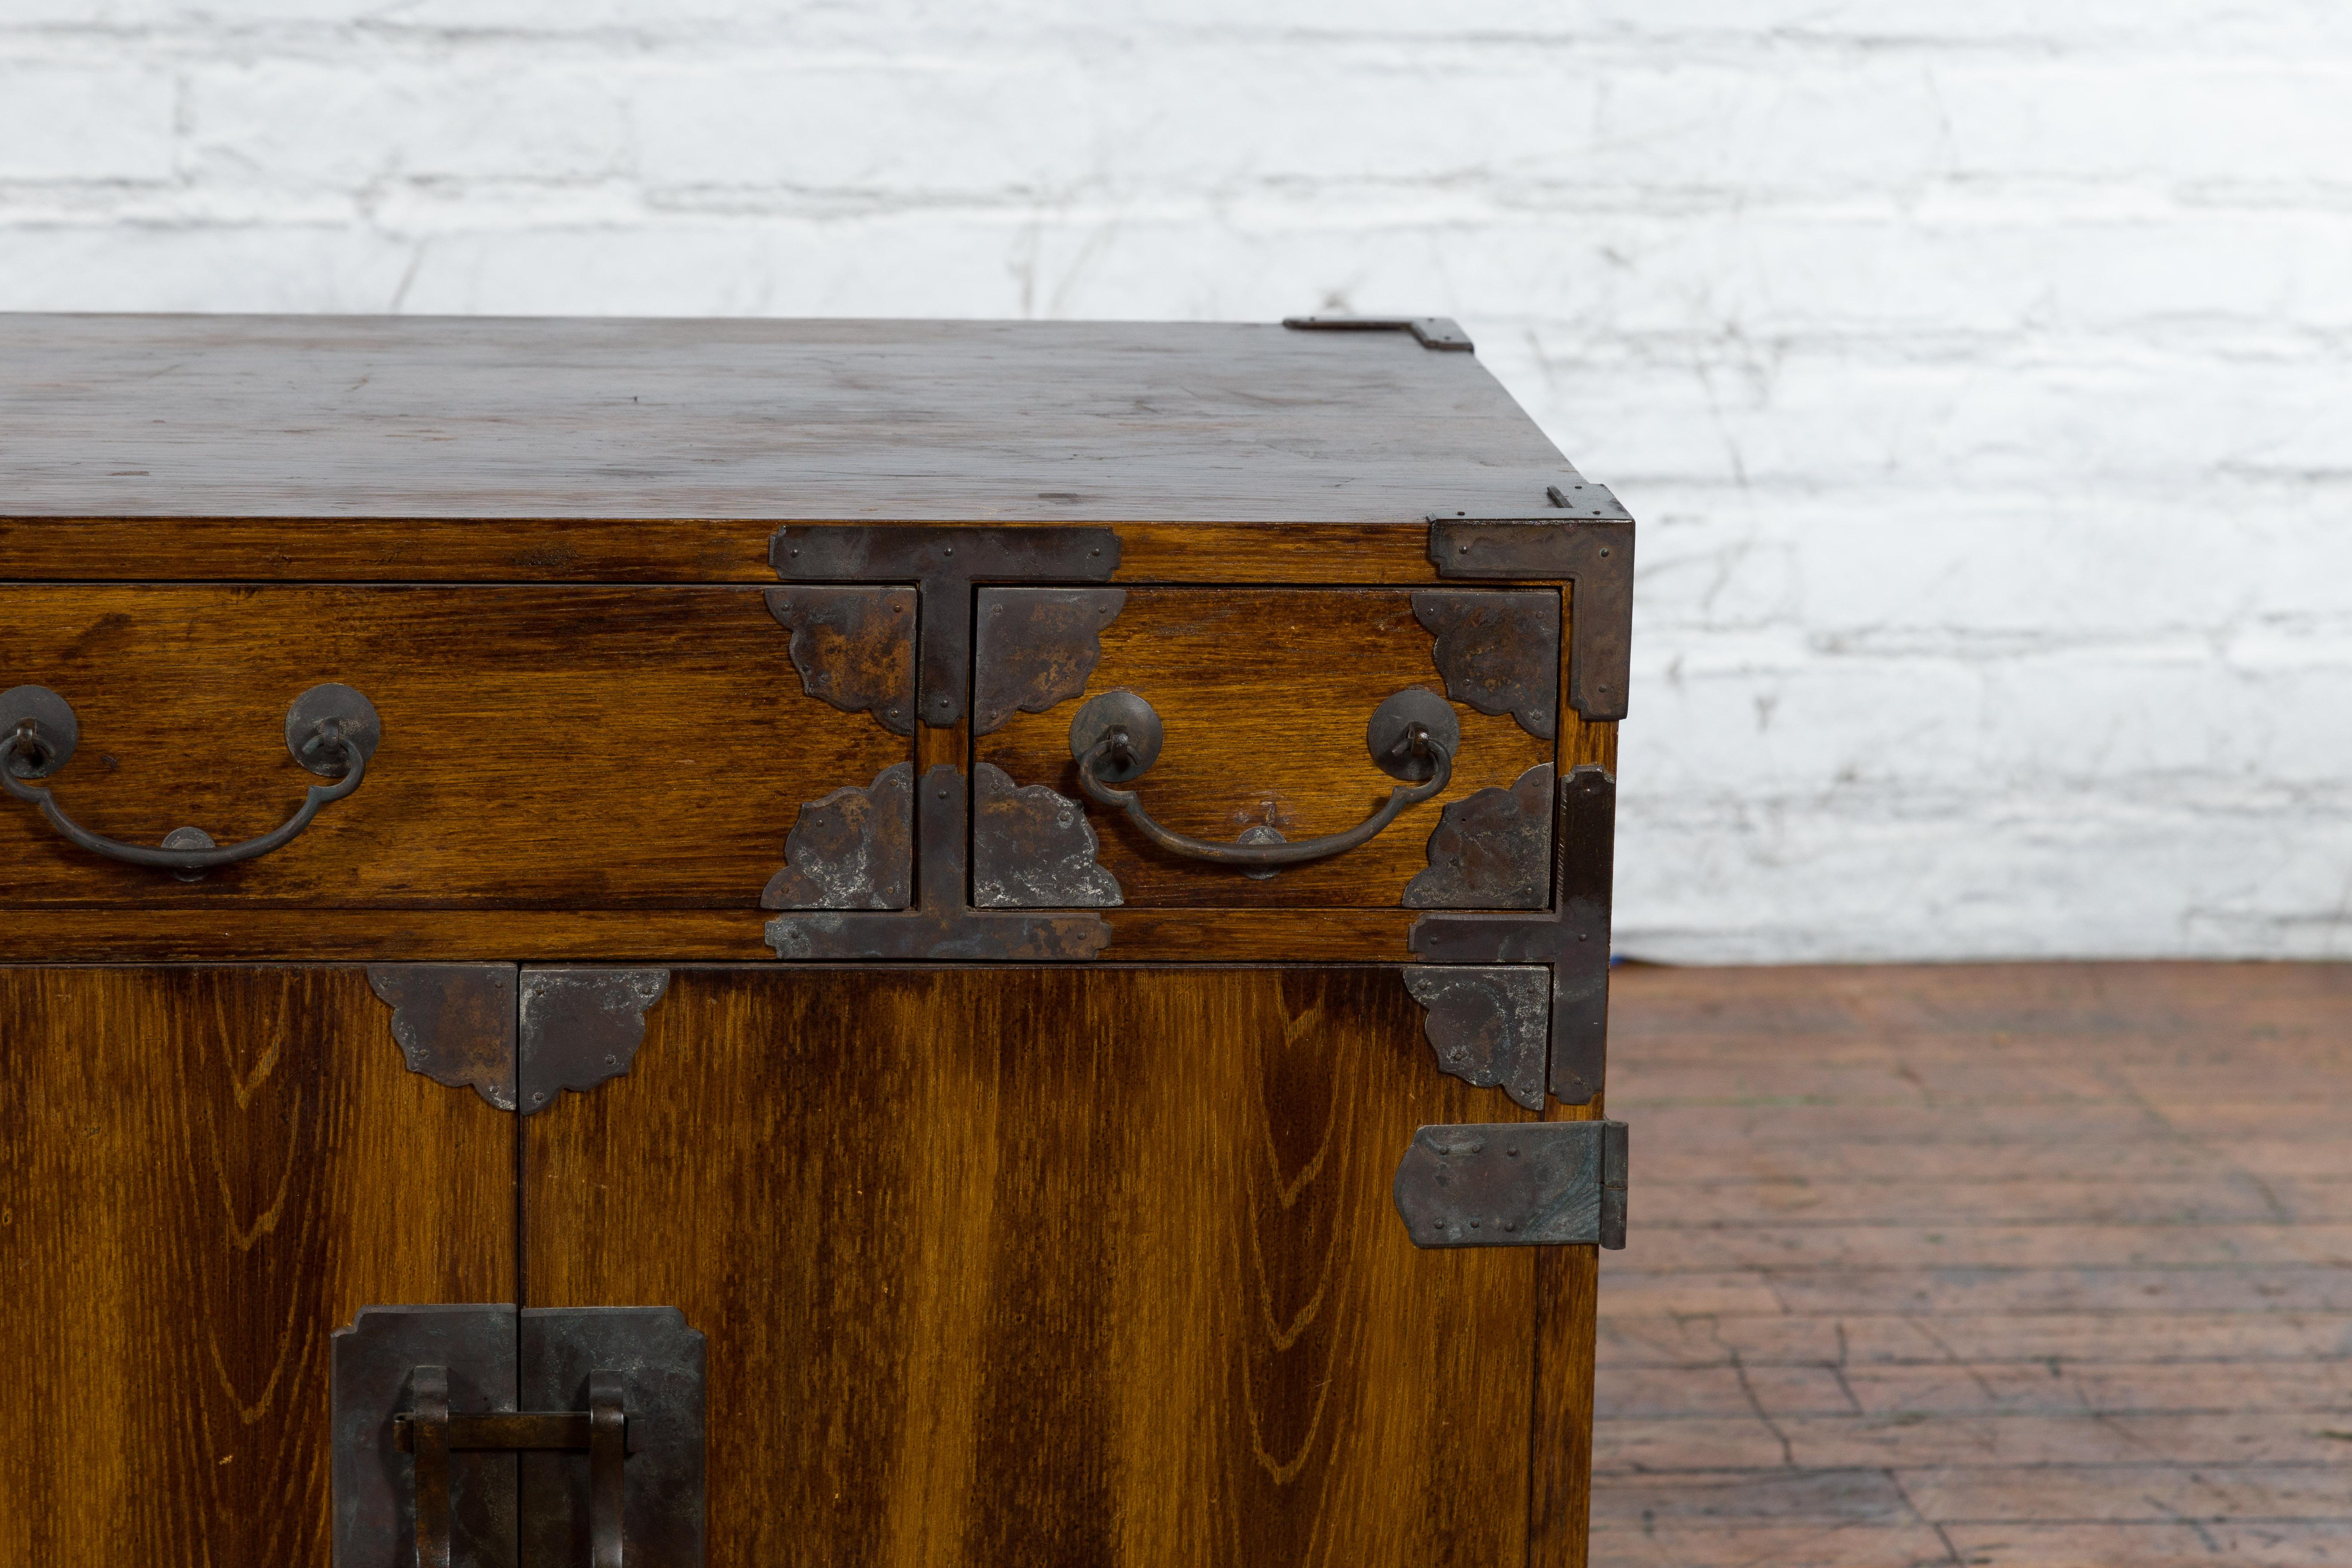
[
  {"xmin": 1282, "ymin": 315, "xmax": 1474, "ymax": 352},
  {"xmin": 1427, "ymin": 504, "xmax": 1633, "ymax": 723},
  {"xmin": 367, "ymin": 965, "xmax": 673, "ymax": 1115},
  {"xmin": 1408, "ymin": 762, "xmax": 1615, "ymax": 1106},
  {"xmin": 769, "ymin": 525, "xmax": 1121, "ymax": 730},
  {"xmin": 766, "ymin": 763, "xmax": 1113, "ymax": 960}
]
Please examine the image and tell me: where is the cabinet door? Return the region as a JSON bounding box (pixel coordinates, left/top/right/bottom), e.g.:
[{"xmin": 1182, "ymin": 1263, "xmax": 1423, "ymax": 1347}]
[
  {"xmin": 522, "ymin": 965, "xmax": 1540, "ymax": 1568},
  {"xmin": 0, "ymin": 966, "xmax": 514, "ymax": 1563}
]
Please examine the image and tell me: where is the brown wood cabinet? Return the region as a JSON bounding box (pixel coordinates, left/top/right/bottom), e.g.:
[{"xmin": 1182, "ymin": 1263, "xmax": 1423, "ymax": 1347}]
[{"xmin": 0, "ymin": 314, "xmax": 1630, "ymax": 1567}]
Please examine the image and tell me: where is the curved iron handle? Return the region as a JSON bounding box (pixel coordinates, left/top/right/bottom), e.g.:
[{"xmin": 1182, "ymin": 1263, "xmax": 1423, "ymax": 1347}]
[
  {"xmin": 0, "ymin": 683, "xmax": 379, "ymax": 876},
  {"xmin": 1069, "ymin": 686, "xmax": 1458, "ymax": 870}
]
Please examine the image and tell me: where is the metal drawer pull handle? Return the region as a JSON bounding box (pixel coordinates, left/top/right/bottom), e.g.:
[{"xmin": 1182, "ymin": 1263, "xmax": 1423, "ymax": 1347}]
[
  {"xmin": 1068, "ymin": 686, "xmax": 1459, "ymax": 869},
  {"xmin": 397, "ymin": 1366, "xmax": 631, "ymax": 1568},
  {"xmin": 0, "ymin": 682, "xmax": 380, "ymax": 879}
]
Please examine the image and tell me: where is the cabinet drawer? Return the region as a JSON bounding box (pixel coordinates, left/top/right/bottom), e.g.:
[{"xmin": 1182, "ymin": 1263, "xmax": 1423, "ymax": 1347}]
[
  {"xmin": 968, "ymin": 587, "xmax": 1561, "ymax": 909},
  {"xmin": 0, "ymin": 586, "xmax": 905, "ymax": 911}
]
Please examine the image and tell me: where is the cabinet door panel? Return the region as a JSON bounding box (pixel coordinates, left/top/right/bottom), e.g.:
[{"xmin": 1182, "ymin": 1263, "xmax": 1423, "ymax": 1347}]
[
  {"xmin": 0, "ymin": 966, "xmax": 514, "ymax": 1564},
  {"xmin": 523, "ymin": 966, "xmax": 1538, "ymax": 1568}
]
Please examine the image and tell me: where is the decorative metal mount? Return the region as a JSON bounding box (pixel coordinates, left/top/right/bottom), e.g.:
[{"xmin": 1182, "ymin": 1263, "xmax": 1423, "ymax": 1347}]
[
  {"xmin": 971, "ymin": 762, "xmax": 1121, "ymax": 908},
  {"xmin": 368, "ymin": 964, "xmax": 519, "ymax": 1111},
  {"xmin": 518, "ymin": 968, "xmax": 672, "ymax": 1114},
  {"xmin": 331, "ymin": 1304, "xmax": 706, "ymax": 1567},
  {"xmin": 1408, "ymin": 764, "xmax": 1617, "ymax": 1105},
  {"xmin": 1401, "ymin": 966, "xmax": 1548, "ymax": 1111},
  {"xmin": 1392, "ymin": 1120, "xmax": 1628, "ymax": 1249},
  {"xmin": 1412, "ymin": 590, "xmax": 1559, "ymax": 741},
  {"xmin": 763, "ymin": 762, "xmax": 914, "ymax": 911},
  {"xmin": 1281, "ymin": 315, "xmax": 1474, "ymax": 352},
  {"xmin": 367, "ymin": 965, "xmax": 671, "ymax": 1115},
  {"xmin": 770, "ymin": 526, "xmax": 1120, "ymax": 730},
  {"xmin": 766, "ymin": 586, "xmax": 918, "ymax": 736},
  {"xmin": 1406, "ymin": 762, "xmax": 1553, "ymax": 910},
  {"xmin": 972, "ymin": 587, "xmax": 1126, "ymax": 736},
  {"xmin": 767, "ymin": 765, "xmax": 1112, "ymax": 960},
  {"xmin": 1429, "ymin": 507, "xmax": 1633, "ymax": 722}
]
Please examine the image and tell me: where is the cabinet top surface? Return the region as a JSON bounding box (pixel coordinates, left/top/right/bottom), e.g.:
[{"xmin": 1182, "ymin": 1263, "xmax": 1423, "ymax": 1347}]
[{"xmin": 0, "ymin": 313, "xmax": 1583, "ymax": 523}]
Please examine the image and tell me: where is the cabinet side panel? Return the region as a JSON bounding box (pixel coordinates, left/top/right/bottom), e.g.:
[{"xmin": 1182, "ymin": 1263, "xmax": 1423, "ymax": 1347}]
[
  {"xmin": 524, "ymin": 966, "xmax": 1540, "ymax": 1568},
  {"xmin": 1529, "ymin": 1097, "xmax": 1605, "ymax": 1568},
  {"xmin": 0, "ymin": 966, "xmax": 515, "ymax": 1564}
]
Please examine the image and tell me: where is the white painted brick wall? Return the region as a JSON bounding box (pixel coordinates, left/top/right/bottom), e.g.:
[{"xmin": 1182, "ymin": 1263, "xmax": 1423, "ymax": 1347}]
[{"xmin": 2, "ymin": 1, "xmax": 2347, "ymax": 961}]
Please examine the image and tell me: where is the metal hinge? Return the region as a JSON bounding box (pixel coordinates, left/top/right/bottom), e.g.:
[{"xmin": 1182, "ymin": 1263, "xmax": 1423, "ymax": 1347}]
[
  {"xmin": 333, "ymin": 1304, "xmax": 706, "ymax": 1566},
  {"xmin": 1282, "ymin": 314, "xmax": 1475, "ymax": 351},
  {"xmin": 1393, "ymin": 1119, "xmax": 1627, "ymax": 1249}
]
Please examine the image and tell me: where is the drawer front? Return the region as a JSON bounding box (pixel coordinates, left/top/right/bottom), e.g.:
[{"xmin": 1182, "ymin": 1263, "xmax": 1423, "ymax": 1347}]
[
  {"xmin": 0, "ymin": 586, "xmax": 906, "ymax": 910},
  {"xmin": 970, "ymin": 587, "xmax": 1560, "ymax": 909}
]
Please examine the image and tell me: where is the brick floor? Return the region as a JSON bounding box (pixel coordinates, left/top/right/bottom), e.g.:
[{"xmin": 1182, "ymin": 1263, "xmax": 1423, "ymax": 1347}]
[{"xmin": 1592, "ymin": 962, "xmax": 2352, "ymax": 1568}]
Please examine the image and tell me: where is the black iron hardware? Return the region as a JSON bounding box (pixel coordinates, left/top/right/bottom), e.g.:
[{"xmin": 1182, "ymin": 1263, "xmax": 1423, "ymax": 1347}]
[
  {"xmin": 971, "ymin": 762, "xmax": 1121, "ymax": 907},
  {"xmin": 770, "ymin": 526, "xmax": 1119, "ymax": 729},
  {"xmin": 1282, "ymin": 314, "xmax": 1474, "ymax": 351},
  {"xmin": 766, "ymin": 585, "xmax": 919, "ymax": 736},
  {"xmin": 370, "ymin": 964, "xmax": 521, "ymax": 1111},
  {"xmin": 972, "ymin": 587, "xmax": 1127, "ymax": 735},
  {"xmin": 395, "ymin": 1372, "xmax": 627, "ymax": 1568},
  {"xmin": 0, "ymin": 681, "xmax": 380, "ymax": 877},
  {"xmin": 518, "ymin": 969, "xmax": 672, "ymax": 1113},
  {"xmin": 1412, "ymin": 590, "xmax": 1560, "ymax": 741},
  {"xmin": 1392, "ymin": 1120, "xmax": 1628, "ymax": 1249},
  {"xmin": 1401, "ymin": 965, "xmax": 1550, "ymax": 1110},
  {"xmin": 1406, "ymin": 762, "xmax": 1554, "ymax": 910},
  {"xmin": 1065, "ymin": 687, "xmax": 1459, "ymax": 870},
  {"xmin": 1428, "ymin": 511, "xmax": 1633, "ymax": 722},
  {"xmin": 366, "ymin": 965, "xmax": 671, "ymax": 1115},
  {"xmin": 763, "ymin": 762, "xmax": 916, "ymax": 911},
  {"xmin": 766, "ymin": 764, "xmax": 1113, "ymax": 960},
  {"xmin": 333, "ymin": 1305, "xmax": 705, "ymax": 1568},
  {"xmin": 1409, "ymin": 763, "xmax": 1617, "ymax": 1105}
]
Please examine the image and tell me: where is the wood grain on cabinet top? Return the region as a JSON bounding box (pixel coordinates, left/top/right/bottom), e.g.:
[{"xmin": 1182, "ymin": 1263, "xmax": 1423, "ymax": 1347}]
[{"xmin": 0, "ymin": 314, "xmax": 1583, "ymax": 522}]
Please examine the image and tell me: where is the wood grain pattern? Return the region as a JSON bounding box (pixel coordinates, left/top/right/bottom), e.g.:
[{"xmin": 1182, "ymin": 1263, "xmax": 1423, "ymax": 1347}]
[
  {"xmin": 0, "ymin": 586, "xmax": 904, "ymax": 911},
  {"xmin": 1532, "ymin": 1097, "xmax": 1606, "ymax": 1568},
  {"xmin": 0, "ymin": 316, "xmax": 1580, "ymax": 522},
  {"xmin": 0, "ymin": 520, "xmax": 1449, "ymax": 586},
  {"xmin": 0, "ymin": 906, "xmax": 1422, "ymax": 963},
  {"xmin": 524, "ymin": 966, "xmax": 1544, "ymax": 1568},
  {"xmin": 0, "ymin": 965, "xmax": 513, "ymax": 1565},
  {"xmin": 978, "ymin": 589, "xmax": 1555, "ymax": 907}
]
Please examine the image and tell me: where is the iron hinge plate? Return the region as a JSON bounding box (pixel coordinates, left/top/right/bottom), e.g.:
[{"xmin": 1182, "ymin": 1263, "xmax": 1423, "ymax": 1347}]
[{"xmin": 1393, "ymin": 1119, "xmax": 1627, "ymax": 1249}]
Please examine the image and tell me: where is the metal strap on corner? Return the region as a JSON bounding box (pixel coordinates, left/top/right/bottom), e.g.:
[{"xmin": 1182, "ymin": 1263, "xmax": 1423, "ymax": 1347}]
[
  {"xmin": 1281, "ymin": 315, "xmax": 1475, "ymax": 351},
  {"xmin": 1427, "ymin": 490, "xmax": 1633, "ymax": 723}
]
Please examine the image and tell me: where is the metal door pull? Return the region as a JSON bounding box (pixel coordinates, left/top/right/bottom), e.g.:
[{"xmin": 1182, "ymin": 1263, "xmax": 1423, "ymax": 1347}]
[
  {"xmin": 1067, "ymin": 685, "xmax": 1459, "ymax": 870},
  {"xmin": 0, "ymin": 682, "xmax": 379, "ymax": 878},
  {"xmin": 399, "ymin": 1368, "xmax": 631, "ymax": 1568}
]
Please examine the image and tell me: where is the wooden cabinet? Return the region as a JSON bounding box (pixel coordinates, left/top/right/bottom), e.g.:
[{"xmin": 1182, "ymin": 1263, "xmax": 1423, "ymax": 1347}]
[{"xmin": 0, "ymin": 314, "xmax": 1630, "ymax": 1567}]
